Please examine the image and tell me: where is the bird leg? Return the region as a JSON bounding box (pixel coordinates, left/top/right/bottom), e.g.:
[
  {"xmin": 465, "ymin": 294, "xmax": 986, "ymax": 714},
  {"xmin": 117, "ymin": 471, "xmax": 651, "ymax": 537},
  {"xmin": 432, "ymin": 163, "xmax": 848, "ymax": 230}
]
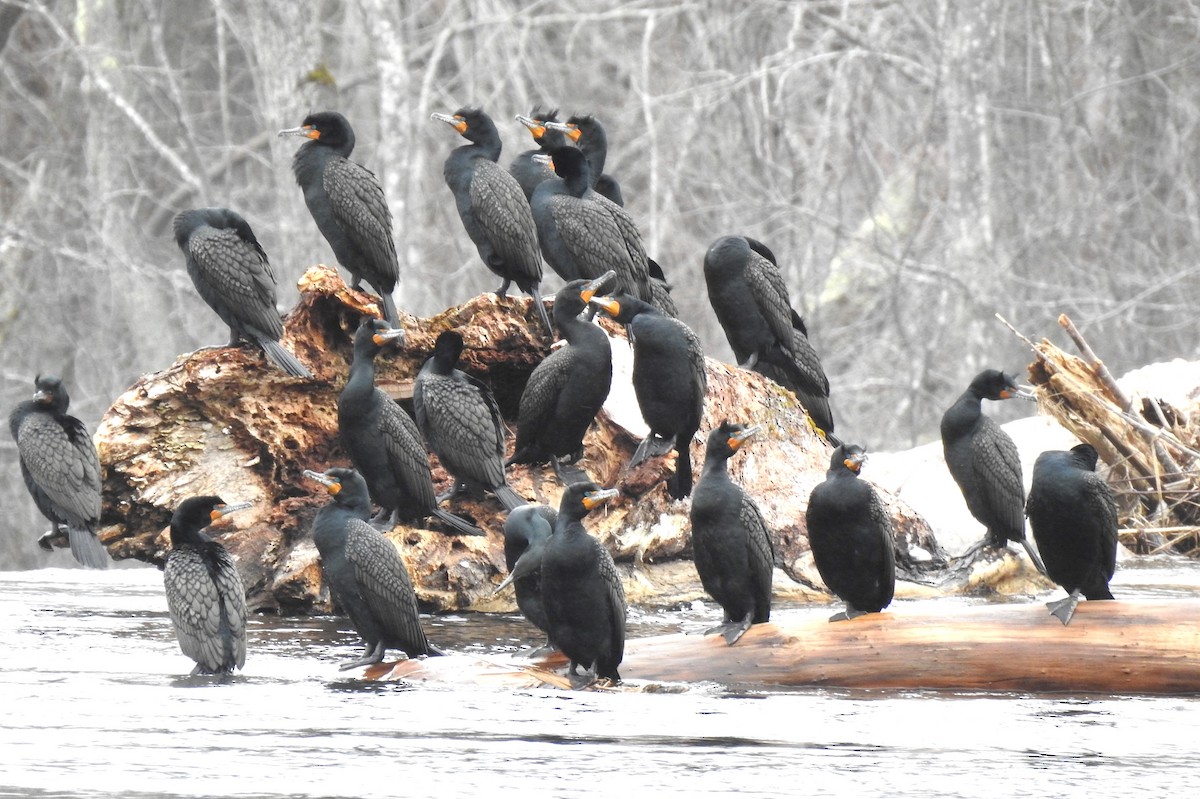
[
  {"xmin": 828, "ymin": 606, "xmax": 868, "ymax": 623},
  {"xmin": 1020, "ymin": 539, "xmax": 1050, "ymax": 577},
  {"xmin": 338, "ymin": 640, "xmax": 387, "ymax": 671},
  {"xmin": 1047, "ymin": 589, "xmax": 1084, "ymax": 626},
  {"xmin": 629, "ymin": 432, "xmax": 675, "ymax": 467},
  {"xmin": 550, "ymin": 456, "xmax": 591, "ymax": 486},
  {"xmin": 703, "ymin": 611, "xmax": 756, "ymax": 646},
  {"xmin": 37, "ymin": 526, "xmax": 66, "ymax": 551},
  {"xmin": 368, "ymin": 507, "xmax": 396, "ymax": 531},
  {"xmin": 494, "ymin": 279, "xmax": 512, "ymax": 299},
  {"xmin": 435, "ymin": 479, "xmax": 468, "ymax": 505}
]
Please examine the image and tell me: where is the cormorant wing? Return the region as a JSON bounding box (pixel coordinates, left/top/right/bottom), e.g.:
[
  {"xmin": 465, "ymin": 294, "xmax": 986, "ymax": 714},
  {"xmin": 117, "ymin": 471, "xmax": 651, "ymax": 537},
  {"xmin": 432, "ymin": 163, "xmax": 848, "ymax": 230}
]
[
  {"xmin": 322, "ymin": 158, "xmax": 399, "ymax": 284},
  {"xmin": 376, "ymin": 390, "xmax": 438, "ymax": 510},
  {"xmin": 467, "ymin": 159, "xmax": 542, "ymax": 279},
  {"xmin": 517, "ymin": 347, "xmax": 575, "ymax": 433},
  {"xmin": 867, "ymin": 488, "xmax": 898, "ymax": 608},
  {"xmin": 547, "ymin": 194, "xmax": 636, "ymax": 289},
  {"xmin": 15, "ymin": 413, "xmax": 101, "ymax": 524},
  {"xmin": 969, "ymin": 417, "xmax": 1027, "ymax": 537},
  {"xmin": 598, "ymin": 546, "xmax": 626, "ymax": 666},
  {"xmin": 344, "ymin": 520, "xmax": 428, "ymax": 652},
  {"xmin": 740, "ymin": 494, "xmax": 777, "ymax": 620},
  {"xmin": 594, "ymin": 195, "xmax": 651, "ymax": 302},
  {"xmin": 187, "ymin": 226, "xmax": 285, "ymax": 339},
  {"xmin": 744, "ymin": 255, "xmax": 797, "ymax": 355},
  {"xmin": 164, "ymin": 546, "xmax": 245, "ymax": 670},
  {"xmin": 1084, "ymin": 471, "xmax": 1120, "ymax": 585}
]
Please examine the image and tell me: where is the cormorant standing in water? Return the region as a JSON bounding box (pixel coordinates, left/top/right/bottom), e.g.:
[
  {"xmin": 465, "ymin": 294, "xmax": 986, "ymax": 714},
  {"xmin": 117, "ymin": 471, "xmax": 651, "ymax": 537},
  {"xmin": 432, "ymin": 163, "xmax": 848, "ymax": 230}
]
[
  {"xmin": 1026, "ymin": 443, "xmax": 1118, "ymax": 625},
  {"xmin": 173, "ymin": 207, "xmax": 311, "ymax": 378},
  {"xmin": 589, "ymin": 293, "xmax": 706, "ymax": 499},
  {"xmin": 163, "ymin": 496, "xmax": 251, "ymax": 674},
  {"xmin": 703, "ymin": 235, "xmax": 833, "ymax": 438},
  {"xmin": 510, "ymin": 109, "xmax": 570, "ymax": 202},
  {"xmin": 507, "ymin": 274, "xmax": 614, "ymax": 484},
  {"xmin": 689, "ymin": 422, "xmax": 774, "ymax": 644},
  {"xmin": 494, "ymin": 503, "xmax": 559, "ymax": 650},
  {"xmin": 278, "ymin": 111, "xmax": 400, "ymax": 326},
  {"xmin": 545, "ymin": 115, "xmax": 624, "ymax": 206},
  {"xmin": 431, "ymin": 107, "xmax": 554, "ymax": 338},
  {"xmin": 940, "ymin": 369, "xmax": 1047, "ymax": 573},
  {"xmin": 530, "ymin": 147, "xmax": 655, "ymax": 306},
  {"xmin": 414, "ymin": 330, "xmax": 527, "ymax": 511},
  {"xmin": 305, "ymin": 467, "xmax": 439, "ymax": 668},
  {"xmin": 540, "ymin": 481, "xmax": 624, "ymax": 684},
  {"xmin": 806, "ymin": 443, "xmax": 896, "ymax": 621},
  {"xmin": 338, "ymin": 318, "xmax": 482, "ymax": 536},
  {"xmin": 9, "ymin": 375, "xmax": 108, "ymax": 569}
]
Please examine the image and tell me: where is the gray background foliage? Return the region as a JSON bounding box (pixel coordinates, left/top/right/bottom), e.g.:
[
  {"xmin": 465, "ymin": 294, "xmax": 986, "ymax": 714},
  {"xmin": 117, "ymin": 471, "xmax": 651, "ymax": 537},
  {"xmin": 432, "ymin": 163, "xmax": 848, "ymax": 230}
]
[{"xmin": 3, "ymin": 0, "xmax": 1198, "ymax": 567}]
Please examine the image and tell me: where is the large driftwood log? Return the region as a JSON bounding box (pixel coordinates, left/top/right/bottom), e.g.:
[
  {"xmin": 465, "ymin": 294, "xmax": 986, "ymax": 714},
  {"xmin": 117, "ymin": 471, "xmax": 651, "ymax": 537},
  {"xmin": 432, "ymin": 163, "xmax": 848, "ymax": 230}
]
[
  {"xmin": 375, "ymin": 599, "xmax": 1200, "ymax": 696},
  {"xmin": 95, "ymin": 265, "xmax": 948, "ymax": 613}
]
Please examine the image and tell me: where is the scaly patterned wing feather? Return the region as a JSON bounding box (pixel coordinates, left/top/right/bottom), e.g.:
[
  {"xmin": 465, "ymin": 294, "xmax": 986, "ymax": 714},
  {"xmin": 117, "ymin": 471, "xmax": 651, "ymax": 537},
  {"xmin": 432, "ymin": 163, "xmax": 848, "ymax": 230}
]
[
  {"xmin": 345, "ymin": 520, "xmax": 429, "ymax": 654},
  {"xmin": 970, "ymin": 417, "xmax": 1026, "ymax": 538},
  {"xmin": 324, "ymin": 158, "xmax": 399, "ymax": 285},
  {"xmin": 739, "ymin": 493, "xmax": 776, "ymax": 619},
  {"xmin": 377, "ymin": 389, "xmax": 437, "ymax": 510},
  {"xmin": 597, "ymin": 195, "xmax": 651, "ymax": 302},
  {"xmin": 867, "ymin": 486, "xmax": 897, "ymax": 607},
  {"xmin": 1085, "ymin": 472, "xmax": 1120, "ymax": 583},
  {"xmin": 744, "ymin": 255, "xmax": 796, "ymax": 352},
  {"xmin": 549, "ymin": 195, "xmax": 635, "ymax": 288},
  {"xmin": 164, "ymin": 548, "xmax": 232, "ymax": 671},
  {"xmin": 597, "ymin": 545, "xmax": 626, "ymax": 665},
  {"xmin": 468, "ymin": 160, "xmax": 542, "ymax": 282},
  {"xmin": 188, "ymin": 226, "xmax": 284, "ymax": 339},
  {"xmin": 16, "ymin": 413, "xmax": 101, "ymax": 525},
  {"xmin": 517, "ymin": 348, "xmax": 574, "ymax": 433},
  {"xmin": 417, "ymin": 376, "xmax": 507, "ymax": 488}
]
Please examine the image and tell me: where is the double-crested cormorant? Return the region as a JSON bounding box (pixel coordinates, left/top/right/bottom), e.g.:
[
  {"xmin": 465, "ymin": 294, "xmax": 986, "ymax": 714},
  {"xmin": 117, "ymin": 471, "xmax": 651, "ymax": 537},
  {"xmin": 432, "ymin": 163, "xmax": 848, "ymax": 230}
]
[
  {"xmin": 941, "ymin": 369, "xmax": 1047, "ymax": 573},
  {"xmin": 305, "ymin": 467, "xmax": 438, "ymax": 668},
  {"xmin": 530, "ymin": 147, "xmax": 654, "ymax": 305},
  {"xmin": 545, "ymin": 114, "xmax": 624, "ymax": 206},
  {"xmin": 589, "ymin": 293, "xmax": 706, "ymax": 499},
  {"xmin": 689, "ymin": 422, "xmax": 775, "ymax": 644},
  {"xmin": 703, "ymin": 235, "xmax": 833, "ymax": 438},
  {"xmin": 507, "ymin": 274, "xmax": 614, "ymax": 484},
  {"xmin": 1026, "ymin": 443, "xmax": 1118, "ymax": 625},
  {"xmin": 509, "ymin": 109, "xmax": 570, "ymax": 202},
  {"xmin": 413, "ymin": 330, "xmax": 527, "ymax": 511},
  {"xmin": 9, "ymin": 375, "xmax": 108, "ymax": 569},
  {"xmin": 173, "ymin": 207, "xmax": 311, "ymax": 378},
  {"xmin": 278, "ymin": 111, "xmax": 400, "ymax": 326},
  {"xmin": 163, "ymin": 496, "xmax": 251, "ymax": 674},
  {"xmin": 431, "ymin": 107, "xmax": 553, "ymax": 337},
  {"xmin": 540, "ymin": 481, "xmax": 624, "ymax": 683},
  {"xmin": 806, "ymin": 443, "xmax": 896, "ymax": 621},
  {"xmin": 494, "ymin": 503, "xmax": 559, "ymax": 649},
  {"xmin": 338, "ymin": 318, "xmax": 482, "ymax": 536}
]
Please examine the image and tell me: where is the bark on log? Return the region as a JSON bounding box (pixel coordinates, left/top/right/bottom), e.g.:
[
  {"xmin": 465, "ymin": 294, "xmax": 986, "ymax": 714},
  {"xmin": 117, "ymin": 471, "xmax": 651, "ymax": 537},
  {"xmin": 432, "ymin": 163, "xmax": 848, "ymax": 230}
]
[
  {"xmin": 94, "ymin": 264, "xmax": 950, "ymax": 614},
  {"xmin": 374, "ymin": 599, "xmax": 1200, "ymax": 696}
]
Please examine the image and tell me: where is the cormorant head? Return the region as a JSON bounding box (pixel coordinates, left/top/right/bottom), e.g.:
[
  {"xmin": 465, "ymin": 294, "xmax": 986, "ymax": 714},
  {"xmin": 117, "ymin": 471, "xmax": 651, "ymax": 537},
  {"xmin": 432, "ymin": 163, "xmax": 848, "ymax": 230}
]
[
  {"xmin": 829, "ymin": 443, "xmax": 867, "ymax": 476},
  {"xmin": 304, "ymin": 467, "xmax": 370, "ymax": 507},
  {"xmin": 515, "ymin": 107, "xmax": 560, "ymax": 143},
  {"xmin": 587, "ymin": 293, "xmax": 653, "ymax": 325},
  {"xmin": 558, "ymin": 481, "xmax": 618, "ymax": 520},
  {"xmin": 968, "ymin": 369, "xmax": 1034, "ymax": 402},
  {"xmin": 278, "ymin": 111, "xmax": 356, "ymax": 155},
  {"xmin": 432, "ymin": 107, "xmax": 498, "ymax": 145},
  {"xmin": 429, "ymin": 330, "xmax": 466, "ymax": 370},
  {"xmin": 354, "ymin": 317, "xmax": 405, "ymax": 357},
  {"xmin": 706, "ymin": 420, "xmax": 761, "ymax": 460},
  {"xmin": 170, "ymin": 495, "xmax": 251, "ymax": 545},
  {"xmin": 543, "ymin": 146, "xmax": 591, "ymax": 185},
  {"xmin": 32, "ymin": 374, "xmax": 68, "ymax": 412},
  {"xmin": 1069, "ymin": 442, "xmax": 1100, "ymax": 471}
]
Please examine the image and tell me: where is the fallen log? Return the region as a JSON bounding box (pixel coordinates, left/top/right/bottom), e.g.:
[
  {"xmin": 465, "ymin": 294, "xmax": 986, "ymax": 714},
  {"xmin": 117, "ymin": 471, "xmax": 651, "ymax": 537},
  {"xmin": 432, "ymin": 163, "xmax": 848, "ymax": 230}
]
[{"xmin": 372, "ymin": 598, "xmax": 1200, "ymax": 696}]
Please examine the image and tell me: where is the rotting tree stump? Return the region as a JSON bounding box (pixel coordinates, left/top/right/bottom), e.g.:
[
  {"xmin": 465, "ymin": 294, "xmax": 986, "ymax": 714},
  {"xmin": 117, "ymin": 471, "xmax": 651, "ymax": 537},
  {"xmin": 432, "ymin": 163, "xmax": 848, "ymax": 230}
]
[{"xmin": 94, "ymin": 264, "xmax": 947, "ymax": 614}]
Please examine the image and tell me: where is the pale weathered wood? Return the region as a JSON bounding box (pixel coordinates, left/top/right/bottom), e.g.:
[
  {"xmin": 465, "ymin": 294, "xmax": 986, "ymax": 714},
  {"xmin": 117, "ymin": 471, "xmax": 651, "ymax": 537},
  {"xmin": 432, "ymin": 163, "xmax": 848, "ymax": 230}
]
[{"xmin": 374, "ymin": 599, "xmax": 1200, "ymax": 695}]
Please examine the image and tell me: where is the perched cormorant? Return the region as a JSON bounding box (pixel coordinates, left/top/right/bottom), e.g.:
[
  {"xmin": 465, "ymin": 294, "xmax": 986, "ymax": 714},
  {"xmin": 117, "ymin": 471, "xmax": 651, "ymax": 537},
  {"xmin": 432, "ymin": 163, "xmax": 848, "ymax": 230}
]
[
  {"xmin": 940, "ymin": 369, "xmax": 1047, "ymax": 573},
  {"xmin": 413, "ymin": 330, "xmax": 527, "ymax": 511},
  {"xmin": 703, "ymin": 235, "xmax": 834, "ymax": 438},
  {"xmin": 9, "ymin": 375, "xmax": 108, "ymax": 569},
  {"xmin": 689, "ymin": 422, "xmax": 775, "ymax": 644},
  {"xmin": 173, "ymin": 207, "xmax": 311, "ymax": 378},
  {"xmin": 530, "ymin": 147, "xmax": 655, "ymax": 305},
  {"xmin": 540, "ymin": 481, "xmax": 624, "ymax": 683},
  {"xmin": 431, "ymin": 107, "xmax": 553, "ymax": 337},
  {"xmin": 507, "ymin": 274, "xmax": 614, "ymax": 484},
  {"xmin": 305, "ymin": 467, "xmax": 439, "ymax": 668},
  {"xmin": 509, "ymin": 109, "xmax": 570, "ymax": 202},
  {"xmin": 337, "ymin": 318, "xmax": 482, "ymax": 536},
  {"xmin": 1026, "ymin": 443, "xmax": 1118, "ymax": 625},
  {"xmin": 545, "ymin": 115, "xmax": 624, "ymax": 206},
  {"xmin": 494, "ymin": 503, "xmax": 559, "ymax": 649},
  {"xmin": 278, "ymin": 111, "xmax": 400, "ymax": 326},
  {"xmin": 589, "ymin": 293, "xmax": 706, "ymax": 499},
  {"xmin": 806, "ymin": 443, "xmax": 896, "ymax": 621},
  {"xmin": 163, "ymin": 496, "xmax": 251, "ymax": 674}
]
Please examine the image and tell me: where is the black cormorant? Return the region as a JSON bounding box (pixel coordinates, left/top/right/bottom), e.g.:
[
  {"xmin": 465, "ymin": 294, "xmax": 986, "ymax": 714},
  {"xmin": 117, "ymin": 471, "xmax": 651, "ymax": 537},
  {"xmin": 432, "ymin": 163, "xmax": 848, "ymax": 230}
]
[
  {"xmin": 510, "ymin": 109, "xmax": 570, "ymax": 202},
  {"xmin": 163, "ymin": 496, "xmax": 251, "ymax": 674},
  {"xmin": 431, "ymin": 107, "xmax": 553, "ymax": 337},
  {"xmin": 703, "ymin": 235, "xmax": 833, "ymax": 438},
  {"xmin": 494, "ymin": 503, "xmax": 559, "ymax": 650},
  {"xmin": 589, "ymin": 293, "xmax": 706, "ymax": 499},
  {"xmin": 530, "ymin": 147, "xmax": 654, "ymax": 305},
  {"xmin": 941, "ymin": 369, "xmax": 1047, "ymax": 573},
  {"xmin": 278, "ymin": 111, "xmax": 400, "ymax": 326},
  {"xmin": 413, "ymin": 330, "xmax": 527, "ymax": 511},
  {"xmin": 805, "ymin": 443, "xmax": 897, "ymax": 621},
  {"xmin": 305, "ymin": 467, "xmax": 439, "ymax": 668},
  {"xmin": 540, "ymin": 481, "xmax": 624, "ymax": 683},
  {"xmin": 338, "ymin": 318, "xmax": 482, "ymax": 536},
  {"xmin": 1026, "ymin": 443, "xmax": 1118, "ymax": 625},
  {"xmin": 545, "ymin": 115, "xmax": 624, "ymax": 206},
  {"xmin": 507, "ymin": 274, "xmax": 614, "ymax": 484},
  {"xmin": 173, "ymin": 207, "xmax": 311, "ymax": 378},
  {"xmin": 689, "ymin": 422, "xmax": 775, "ymax": 644},
  {"xmin": 9, "ymin": 375, "xmax": 108, "ymax": 569}
]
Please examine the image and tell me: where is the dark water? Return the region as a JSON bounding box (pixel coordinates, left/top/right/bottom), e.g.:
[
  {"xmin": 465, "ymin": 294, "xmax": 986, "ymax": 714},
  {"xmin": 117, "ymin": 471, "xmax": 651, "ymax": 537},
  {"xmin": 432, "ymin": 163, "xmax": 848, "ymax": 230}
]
[{"xmin": 2, "ymin": 563, "xmax": 1200, "ymax": 798}]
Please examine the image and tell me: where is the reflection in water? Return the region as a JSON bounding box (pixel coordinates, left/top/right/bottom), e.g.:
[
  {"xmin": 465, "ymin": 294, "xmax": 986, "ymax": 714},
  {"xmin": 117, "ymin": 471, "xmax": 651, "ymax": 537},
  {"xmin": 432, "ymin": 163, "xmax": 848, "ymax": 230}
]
[{"xmin": 1, "ymin": 565, "xmax": 1199, "ymax": 797}]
